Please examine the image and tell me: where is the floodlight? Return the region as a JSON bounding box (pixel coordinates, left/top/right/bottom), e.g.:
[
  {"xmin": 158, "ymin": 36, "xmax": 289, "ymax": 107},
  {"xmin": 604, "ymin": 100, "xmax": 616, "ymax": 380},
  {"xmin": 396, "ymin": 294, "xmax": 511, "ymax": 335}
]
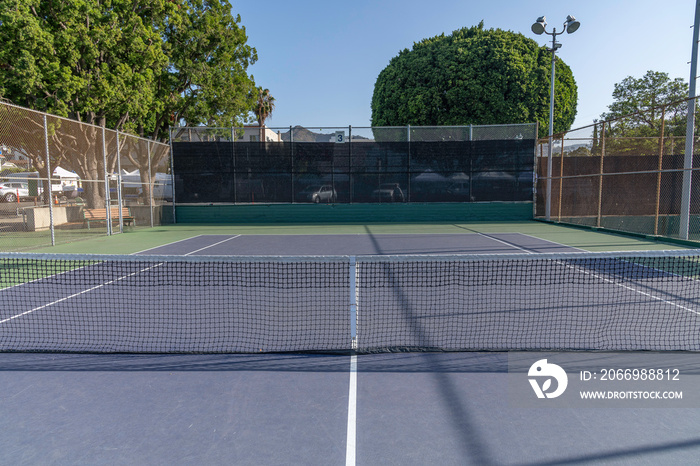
[
  {"xmin": 565, "ymin": 15, "xmax": 580, "ymax": 34},
  {"xmin": 531, "ymin": 16, "xmax": 547, "ymax": 35},
  {"xmin": 531, "ymin": 12, "xmax": 578, "ymax": 221}
]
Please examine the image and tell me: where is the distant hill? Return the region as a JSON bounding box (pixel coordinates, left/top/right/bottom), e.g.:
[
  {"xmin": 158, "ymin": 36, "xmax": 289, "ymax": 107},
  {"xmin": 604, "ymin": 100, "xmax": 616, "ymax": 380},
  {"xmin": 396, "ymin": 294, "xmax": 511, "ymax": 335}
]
[
  {"xmin": 279, "ymin": 126, "xmax": 325, "ymax": 142},
  {"xmin": 279, "ymin": 126, "xmax": 369, "ymax": 142}
]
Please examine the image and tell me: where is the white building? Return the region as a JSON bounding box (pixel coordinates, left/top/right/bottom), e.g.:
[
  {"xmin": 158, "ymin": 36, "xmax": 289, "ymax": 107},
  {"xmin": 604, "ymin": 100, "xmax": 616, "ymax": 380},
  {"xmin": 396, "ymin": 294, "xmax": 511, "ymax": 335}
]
[{"xmin": 238, "ymin": 126, "xmax": 281, "ymax": 142}]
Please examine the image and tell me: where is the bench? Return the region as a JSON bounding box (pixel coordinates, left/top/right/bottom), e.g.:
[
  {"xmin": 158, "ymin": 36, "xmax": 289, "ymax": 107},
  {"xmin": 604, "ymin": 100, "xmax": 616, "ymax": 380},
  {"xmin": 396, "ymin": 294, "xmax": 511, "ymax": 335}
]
[{"xmin": 83, "ymin": 207, "xmax": 135, "ymax": 229}]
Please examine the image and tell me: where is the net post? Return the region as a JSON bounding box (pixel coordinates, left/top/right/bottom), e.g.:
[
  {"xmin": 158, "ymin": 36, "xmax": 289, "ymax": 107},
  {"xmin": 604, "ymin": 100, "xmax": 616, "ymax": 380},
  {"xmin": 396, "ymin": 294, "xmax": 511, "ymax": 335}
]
[{"xmin": 349, "ymin": 255, "xmax": 358, "ymax": 351}]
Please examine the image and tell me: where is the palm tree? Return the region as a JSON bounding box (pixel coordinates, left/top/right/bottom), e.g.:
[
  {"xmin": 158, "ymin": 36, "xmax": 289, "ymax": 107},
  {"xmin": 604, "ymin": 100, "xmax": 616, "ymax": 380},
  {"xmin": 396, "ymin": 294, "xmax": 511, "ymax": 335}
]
[{"xmin": 254, "ymin": 87, "xmax": 275, "ymax": 142}]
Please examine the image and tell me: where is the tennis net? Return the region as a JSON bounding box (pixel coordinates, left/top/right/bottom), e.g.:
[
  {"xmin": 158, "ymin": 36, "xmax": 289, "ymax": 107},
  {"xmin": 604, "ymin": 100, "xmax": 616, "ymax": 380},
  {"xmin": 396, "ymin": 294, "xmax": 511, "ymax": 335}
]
[{"xmin": 0, "ymin": 250, "xmax": 699, "ymax": 353}]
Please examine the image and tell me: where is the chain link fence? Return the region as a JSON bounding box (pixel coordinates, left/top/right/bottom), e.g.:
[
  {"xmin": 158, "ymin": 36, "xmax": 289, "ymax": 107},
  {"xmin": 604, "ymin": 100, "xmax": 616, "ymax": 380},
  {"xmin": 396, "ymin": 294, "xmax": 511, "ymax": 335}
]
[
  {"xmin": 171, "ymin": 123, "xmax": 536, "ymax": 205},
  {"xmin": 536, "ymin": 97, "xmax": 700, "ymax": 241},
  {"xmin": 0, "ymin": 101, "xmax": 172, "ymax": 251}
]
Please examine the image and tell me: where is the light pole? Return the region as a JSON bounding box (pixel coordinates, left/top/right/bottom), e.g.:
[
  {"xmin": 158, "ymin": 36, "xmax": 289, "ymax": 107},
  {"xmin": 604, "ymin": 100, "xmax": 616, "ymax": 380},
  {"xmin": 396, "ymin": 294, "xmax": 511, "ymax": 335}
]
[{"xmin": 532, "ymin": 15, "xmax": 580, "ymax": 221}]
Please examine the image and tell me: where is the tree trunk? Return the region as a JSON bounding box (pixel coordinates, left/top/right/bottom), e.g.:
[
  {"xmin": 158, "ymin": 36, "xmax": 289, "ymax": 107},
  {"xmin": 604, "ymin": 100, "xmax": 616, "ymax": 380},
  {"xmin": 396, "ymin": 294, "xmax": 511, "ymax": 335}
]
[
  {"xmin": 140, "ymin": 170, "xmax": 152, "ymax": 204},
  {"xmin": 36, "ymin": 166, "xmax": 52, "ymax": 205},
  {"xmin": 84, "ymin": 183, "xmax": 104, "ymax": 209}
]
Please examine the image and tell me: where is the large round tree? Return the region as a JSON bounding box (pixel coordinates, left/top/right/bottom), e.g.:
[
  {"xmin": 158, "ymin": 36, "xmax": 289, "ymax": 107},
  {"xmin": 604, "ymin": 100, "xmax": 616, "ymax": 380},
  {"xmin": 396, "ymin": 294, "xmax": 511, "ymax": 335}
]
[{"xmin": 371, "ymin": 22, "xmax": 577, "ymax": 137}]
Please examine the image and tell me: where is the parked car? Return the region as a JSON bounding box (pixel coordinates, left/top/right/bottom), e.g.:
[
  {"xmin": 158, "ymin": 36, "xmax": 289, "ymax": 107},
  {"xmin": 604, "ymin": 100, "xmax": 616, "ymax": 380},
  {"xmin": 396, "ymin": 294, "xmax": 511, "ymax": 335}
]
[
  {"xmin": 0, "ymin": 182, "xmax": 29, "ymax": 202},
  {"xmin": 0, "ymin": 179, "xmax": 71, "ymax": 202},
  {"xmin": 372, "ymin": 183, "xmax": 405, "ymax": 202},
  {"xmin": 297, "ymin": 185, "xmax": 337, "ymax": 203}
]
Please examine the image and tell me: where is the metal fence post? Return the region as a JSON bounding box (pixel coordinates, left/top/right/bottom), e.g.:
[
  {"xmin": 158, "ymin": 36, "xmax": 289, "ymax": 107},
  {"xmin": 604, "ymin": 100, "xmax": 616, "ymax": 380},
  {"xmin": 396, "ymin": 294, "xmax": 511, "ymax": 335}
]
[
  {"xmin": 680, "ymin": 3, "xmax": 700, "ymax": 239},
  {"xmin": 290, "ymin": 125, "xmax": 294, "ymax": 203},
  {"xmin": 102, "ymin": 126, "xmax": 112, "ymax": 235},
  {"xmin": 168, "ymin": 127, "xmax": 176, "ymax": 224},
  {"xmin": 654, "ymin": 106, "xmax": 667, "ymax": 236},
  {"xmin": 532, "ymin": 121, "xmax": 539, "ymax": 218},
  {"xmin": 558, "ymin": 136, "xmax": 564, "ymax": 221},
  {"xmin": 43, "ymin": 115, "xmax": 55, "ymax": 246},
  {"xmin": 681, "ymin": 95, "xmax": 698, "ymax": 239},
  {"xmin": 348, "ymin": 125, "xmax": 352, "ymax": 203},
  {"xmin": 407, "ymin": 124, "xmax": 411, "ymax": 202},
  {"xmin": 115, "ymin": 131, "xmax": 124, "ymax": 233},
  {"xmin": 147, "ymin": 140, "xmax": 153, "ymax": 228},
  {"xmin": 231, "ymin": 127, "xmax": 237, "ymax": 204},
  {"xmin": 596, "ymin": 123, "xmax": 607, "ymax": 228}
]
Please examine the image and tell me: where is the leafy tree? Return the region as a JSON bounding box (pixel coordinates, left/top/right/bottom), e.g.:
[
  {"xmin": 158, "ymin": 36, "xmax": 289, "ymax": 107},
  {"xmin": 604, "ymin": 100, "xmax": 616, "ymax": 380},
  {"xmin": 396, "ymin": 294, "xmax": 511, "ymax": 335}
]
[
  {"xmin": 565, "ymin": 146, "xmax": 592, "ymax": 157},
  {"xmin": 597, "ymin": 71, "xmax": 691, "ymax": 156},
  {"xmin": 601, "ymin": 71, "xmax": 689, "ymax": 137},
  {"xmin": 371, "ymin": 22, "xmax": 578, "ymax": 138},
  {"xmin": 134, "ymin": 0, "xmax": 258, "ymax": 200},
  {"xmin": 0, "ymin": 0, "xmax": 258, "ymax": 206},
  {"xmin": 0, "ymin": 0, "xmax": 165, "ymax": 204},
  {"xmin": 0, "ymin": 0, "xmax": 166, "ymax": 127},
  {"xmin": 156, "ymin": 0, "xmax": 258, "ymax": 136}
]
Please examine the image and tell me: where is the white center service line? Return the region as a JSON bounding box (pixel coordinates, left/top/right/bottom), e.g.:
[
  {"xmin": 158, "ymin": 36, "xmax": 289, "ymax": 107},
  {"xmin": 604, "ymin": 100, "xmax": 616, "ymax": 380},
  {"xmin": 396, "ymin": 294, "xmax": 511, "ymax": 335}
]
[{"xmin": 345, "ymin": 354, "xmax": 357, "ymax": 466}]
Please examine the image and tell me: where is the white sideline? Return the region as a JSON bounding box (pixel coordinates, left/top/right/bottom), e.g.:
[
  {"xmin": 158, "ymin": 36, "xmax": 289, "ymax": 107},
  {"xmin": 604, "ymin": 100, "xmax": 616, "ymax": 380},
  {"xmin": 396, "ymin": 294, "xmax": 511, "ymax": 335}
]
[
  {"xmin": 0, "ymin": 235, "xmax": 241, "ymax": 324},
  {"xmin": 0, "ymin": 263, "xmax": 161, "ymax": 324}
]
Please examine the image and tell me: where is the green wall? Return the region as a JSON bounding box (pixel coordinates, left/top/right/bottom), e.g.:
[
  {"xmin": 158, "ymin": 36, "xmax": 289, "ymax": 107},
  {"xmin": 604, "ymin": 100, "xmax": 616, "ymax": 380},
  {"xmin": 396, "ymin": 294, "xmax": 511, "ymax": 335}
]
[{"xmin": 174, "ymin": 202, "xmax": 533, "ymax": 224}]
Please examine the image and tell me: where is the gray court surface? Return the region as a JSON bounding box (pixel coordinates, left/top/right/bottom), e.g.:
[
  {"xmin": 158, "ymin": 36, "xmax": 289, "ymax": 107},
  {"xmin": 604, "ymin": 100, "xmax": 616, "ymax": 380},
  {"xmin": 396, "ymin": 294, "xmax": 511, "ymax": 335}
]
[
  {"xmin": 1, "ymin": 234, "xmax": 700, "ymax": 464},
  {"xmin": 1, "ymin": 352, "xmax": 700, "ymax": 465},
  {"xmin": 141, "ymin": 232, "xmax": 581, "ymax": 256}
]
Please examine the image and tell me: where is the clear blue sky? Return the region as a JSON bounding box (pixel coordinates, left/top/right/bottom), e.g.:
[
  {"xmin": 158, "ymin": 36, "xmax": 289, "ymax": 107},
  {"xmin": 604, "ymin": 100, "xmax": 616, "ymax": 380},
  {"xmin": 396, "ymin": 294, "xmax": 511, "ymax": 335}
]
[{"xmin": 233, "ymin": 0, "xmax": 698, "ymax": 132}]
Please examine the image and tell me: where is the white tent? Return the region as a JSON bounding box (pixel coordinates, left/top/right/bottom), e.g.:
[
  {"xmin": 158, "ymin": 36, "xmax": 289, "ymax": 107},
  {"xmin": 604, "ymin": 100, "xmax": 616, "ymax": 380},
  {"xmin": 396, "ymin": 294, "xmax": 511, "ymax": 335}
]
[
  {"xmin": 449, "ymin": 172, "xmax": 470, "ymax": 181},
  {"xmin": 53, "ymin": 166, "xmax": 79, "ymax": 180},
  {"xmin": 120, "ymin": 169, "xmax": 171, "ymax": 183},
  {"xmin": 413, "ymin": 170, "xmax": 447, "ymax": 183}
]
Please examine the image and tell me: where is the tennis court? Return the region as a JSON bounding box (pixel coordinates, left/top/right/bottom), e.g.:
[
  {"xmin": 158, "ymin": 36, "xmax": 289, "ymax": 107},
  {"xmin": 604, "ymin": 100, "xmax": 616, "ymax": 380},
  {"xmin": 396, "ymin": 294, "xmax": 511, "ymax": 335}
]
[
  {"xmin": 2, "ymin": 225, "xmax": 700, "ymax": 464},
  {"xmin": 138, "ymin": 231, "xmax": 582, "ymax": 255}
]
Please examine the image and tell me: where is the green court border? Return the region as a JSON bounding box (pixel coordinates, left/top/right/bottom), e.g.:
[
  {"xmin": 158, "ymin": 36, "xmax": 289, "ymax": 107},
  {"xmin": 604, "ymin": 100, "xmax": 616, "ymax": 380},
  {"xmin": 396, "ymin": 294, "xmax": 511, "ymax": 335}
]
[
  {"xmin": 26, "ymin": 220, "xmax": 698, "ymax": 255},
  {"xmin": 535, "ymin": 219, "xmax": 700, "ymax": 249}
]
